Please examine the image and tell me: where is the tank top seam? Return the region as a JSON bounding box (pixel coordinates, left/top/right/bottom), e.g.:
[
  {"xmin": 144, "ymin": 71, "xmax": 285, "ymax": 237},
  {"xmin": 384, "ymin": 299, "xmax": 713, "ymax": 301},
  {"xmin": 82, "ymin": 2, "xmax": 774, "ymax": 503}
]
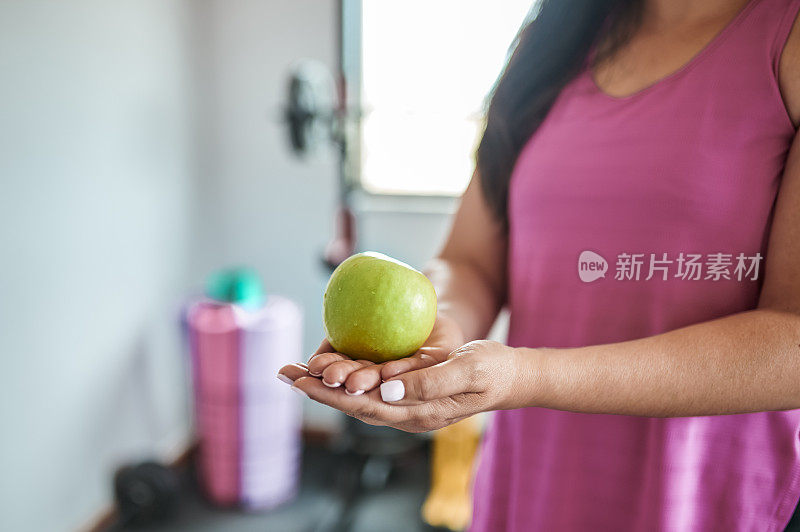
[
  {"xmin": 771, "ymin": 0, "xmax": 800, "ymax": 74},
  {"xmin": 580, "ymin": 0, "xmax": 799, "ymax": 133},
  {"xmin": 587, "ymin": 0, "xmax": 763, "ymax": 102}
]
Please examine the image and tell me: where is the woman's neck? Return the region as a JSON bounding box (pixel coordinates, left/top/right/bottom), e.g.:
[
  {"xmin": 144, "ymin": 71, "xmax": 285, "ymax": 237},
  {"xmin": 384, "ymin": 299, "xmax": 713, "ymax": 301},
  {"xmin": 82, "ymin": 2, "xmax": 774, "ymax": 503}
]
[{"xmin": 643, "ymin": 0, "xmax": 750, "ymax": 28}]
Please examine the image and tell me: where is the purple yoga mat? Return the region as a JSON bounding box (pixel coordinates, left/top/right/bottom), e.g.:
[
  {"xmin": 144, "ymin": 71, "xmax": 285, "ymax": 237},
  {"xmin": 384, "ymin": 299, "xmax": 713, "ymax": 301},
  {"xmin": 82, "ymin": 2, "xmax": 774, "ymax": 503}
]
[{"xmin": 237, "ymin": 297, "xmax": 302, "ymax": 509}]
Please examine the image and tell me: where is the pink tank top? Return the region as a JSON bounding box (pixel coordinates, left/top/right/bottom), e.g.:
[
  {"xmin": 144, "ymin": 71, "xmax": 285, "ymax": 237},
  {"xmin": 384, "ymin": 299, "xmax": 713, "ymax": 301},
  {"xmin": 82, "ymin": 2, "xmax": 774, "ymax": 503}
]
[{"xmin": 470, "ymin": 1, "xmax": 800, "ymax": 530}]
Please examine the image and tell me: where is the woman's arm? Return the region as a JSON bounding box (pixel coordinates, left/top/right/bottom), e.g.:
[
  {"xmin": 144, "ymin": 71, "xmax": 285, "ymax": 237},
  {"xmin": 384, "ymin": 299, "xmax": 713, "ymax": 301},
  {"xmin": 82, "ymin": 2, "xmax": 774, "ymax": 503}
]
[
  {"xmin": 517, "ymin": 309, "xmax": 800, "ymax": 417},
  {"xmin": 427, "ymin": 173, "xmax": 507, "ymax": 342}
]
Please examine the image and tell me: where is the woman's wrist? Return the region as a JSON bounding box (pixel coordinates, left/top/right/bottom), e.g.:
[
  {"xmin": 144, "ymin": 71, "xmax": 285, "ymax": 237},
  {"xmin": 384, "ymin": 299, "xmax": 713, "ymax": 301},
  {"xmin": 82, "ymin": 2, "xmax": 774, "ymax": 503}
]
[{"xmin": 498, "ymin": 346, "xmax": 548, "ymax": 411}]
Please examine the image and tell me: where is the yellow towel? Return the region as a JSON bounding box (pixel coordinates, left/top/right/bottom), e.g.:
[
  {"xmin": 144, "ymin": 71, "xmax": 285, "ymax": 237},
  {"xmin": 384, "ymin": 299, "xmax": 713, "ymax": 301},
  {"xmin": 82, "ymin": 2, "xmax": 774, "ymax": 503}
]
[{"xmin": 421, "ymin": 416, "xmax": 482, "ymax": 531}]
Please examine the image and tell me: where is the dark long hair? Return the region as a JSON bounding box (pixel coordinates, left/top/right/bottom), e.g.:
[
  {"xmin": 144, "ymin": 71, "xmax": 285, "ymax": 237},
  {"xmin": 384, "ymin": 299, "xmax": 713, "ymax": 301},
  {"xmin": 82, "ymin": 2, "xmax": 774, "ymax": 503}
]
[{"xmin": 476, "ymin": 0, "xmax": 644, "ymax": 224}]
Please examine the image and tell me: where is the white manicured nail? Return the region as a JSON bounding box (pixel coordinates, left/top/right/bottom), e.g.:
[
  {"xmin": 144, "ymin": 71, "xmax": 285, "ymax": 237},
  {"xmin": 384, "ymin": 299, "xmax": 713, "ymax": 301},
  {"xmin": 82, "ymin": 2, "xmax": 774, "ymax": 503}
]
[
  {"xmin": 380, "ymin": 380, "xmax": 405, "ymax": 402},
  {"xmin": 308, "ymin": 370, "xmax": 322, "ymax": 377},
  {"xmin": 323, "ymin": 380, "xmax": 341, "ymax": 388},
  {"xmin": 277, "ymin": 374, "xmax": 293, "ymax": 385},
  {"xmin": 291, "ymin": 386, "xmax": 307, "ymax": 398},
  {"xmin": 345, "ymin": 388, "xmax": 364, "ymax": 396}
]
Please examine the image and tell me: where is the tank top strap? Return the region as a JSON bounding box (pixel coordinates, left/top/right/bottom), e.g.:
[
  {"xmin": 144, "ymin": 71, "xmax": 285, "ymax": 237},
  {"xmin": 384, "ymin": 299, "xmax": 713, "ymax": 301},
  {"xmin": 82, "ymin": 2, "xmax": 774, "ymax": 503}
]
[
  {"xmin": 730, "ymin": 0, "xmax": 800, "ymax": 74},
  {"xmin": 769, "ymin": 0, "xmax": 800, "ymax": 74}
]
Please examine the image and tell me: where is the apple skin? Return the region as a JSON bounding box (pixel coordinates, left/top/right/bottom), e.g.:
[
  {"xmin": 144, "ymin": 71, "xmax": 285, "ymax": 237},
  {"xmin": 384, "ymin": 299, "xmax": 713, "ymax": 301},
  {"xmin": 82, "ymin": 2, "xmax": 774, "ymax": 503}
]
[{"xmin": 323, "ymin": 252, "xmax": 437, "ymax": 363}]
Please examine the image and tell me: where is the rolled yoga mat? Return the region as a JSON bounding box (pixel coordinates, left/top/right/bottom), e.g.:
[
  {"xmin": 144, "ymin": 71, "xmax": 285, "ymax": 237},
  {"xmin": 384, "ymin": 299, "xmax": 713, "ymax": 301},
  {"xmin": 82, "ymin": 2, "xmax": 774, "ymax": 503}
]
[{"xmin": 184, "ymin": 270, "xmax": 303, "ymax": 510}]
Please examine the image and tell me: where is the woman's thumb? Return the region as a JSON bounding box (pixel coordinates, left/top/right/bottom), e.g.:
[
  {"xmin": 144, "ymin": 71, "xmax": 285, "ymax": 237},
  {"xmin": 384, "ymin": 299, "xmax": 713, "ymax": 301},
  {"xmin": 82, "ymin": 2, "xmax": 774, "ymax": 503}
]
[{"xmin": 379, "ymin": 355, "xmax": 473, "ymax": 405}]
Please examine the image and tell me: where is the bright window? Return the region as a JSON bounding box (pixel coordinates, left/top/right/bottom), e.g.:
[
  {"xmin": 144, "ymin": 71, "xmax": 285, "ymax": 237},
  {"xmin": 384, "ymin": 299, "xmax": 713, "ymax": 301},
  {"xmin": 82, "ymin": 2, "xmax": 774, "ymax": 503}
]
[{"xmin": 356, "ymin": 0, "xmax": 533, "ymax": 196}]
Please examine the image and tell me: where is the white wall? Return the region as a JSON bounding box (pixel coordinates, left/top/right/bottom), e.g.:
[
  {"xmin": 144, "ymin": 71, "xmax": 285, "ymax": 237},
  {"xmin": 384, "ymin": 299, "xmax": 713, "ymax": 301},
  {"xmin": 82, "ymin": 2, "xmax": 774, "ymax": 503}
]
[{"xmin": 0, "ymin": 2, "xmax": 196, "ymax": 530}]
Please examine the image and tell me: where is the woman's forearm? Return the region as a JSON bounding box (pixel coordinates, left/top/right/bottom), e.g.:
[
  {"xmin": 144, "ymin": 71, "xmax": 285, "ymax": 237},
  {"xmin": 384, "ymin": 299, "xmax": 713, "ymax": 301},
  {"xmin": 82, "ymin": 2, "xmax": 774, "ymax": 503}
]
[
  {"xmin": 514, "ymin": 309, "xmax": 800, "ymax": 416},
  {"xmin": 424, "ymin": 257, "xmax": 501, "ymax": 343}
]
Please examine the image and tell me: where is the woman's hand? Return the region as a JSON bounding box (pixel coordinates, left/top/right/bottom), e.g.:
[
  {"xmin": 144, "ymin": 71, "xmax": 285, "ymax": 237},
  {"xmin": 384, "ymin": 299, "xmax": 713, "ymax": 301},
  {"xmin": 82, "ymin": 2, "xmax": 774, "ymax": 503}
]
[
  {"xmin": 299, "ymin": 314, "xmax": 466, "ymax": 396},
  {"xmin": 277, "ymin": 340, "xmax": 524, "ymax": 433}
]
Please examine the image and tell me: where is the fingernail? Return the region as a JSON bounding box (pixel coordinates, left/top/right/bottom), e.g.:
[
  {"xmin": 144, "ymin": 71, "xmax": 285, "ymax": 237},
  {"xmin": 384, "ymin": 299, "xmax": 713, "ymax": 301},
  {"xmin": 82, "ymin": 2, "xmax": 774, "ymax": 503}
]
[
  {"xmin": 308, "ymin": 370, "xmax": 322, "ymax": 377},
  {"xmin": 323, "ymin": 380, "xmax": 341, "ymax": 388},
  {"xmin": 277, "ymin": 374, "xmax": 293, "ymax": 385},
  {"xmin": 345, "ymin": 388, "xmax": 364, "ymax": 396},
  {"xmin": 380, "ymin": 380, "xmax": 405, "ymax": 402}
]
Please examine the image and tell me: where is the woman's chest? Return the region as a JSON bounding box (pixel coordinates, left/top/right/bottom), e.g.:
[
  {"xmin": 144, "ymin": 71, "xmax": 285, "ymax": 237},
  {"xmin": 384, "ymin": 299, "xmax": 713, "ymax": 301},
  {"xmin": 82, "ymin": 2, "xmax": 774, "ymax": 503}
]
[{"xmin": 509, "ymin": 73, "xmax": 790, "ymax": 255}]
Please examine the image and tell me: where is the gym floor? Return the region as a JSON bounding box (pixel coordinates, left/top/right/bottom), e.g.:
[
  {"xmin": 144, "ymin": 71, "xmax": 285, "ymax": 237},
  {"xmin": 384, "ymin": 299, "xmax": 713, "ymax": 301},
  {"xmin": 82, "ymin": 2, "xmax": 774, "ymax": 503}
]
[{"xmin": 112, "ymin": 442, "xmax": 432, "ymax": 532}]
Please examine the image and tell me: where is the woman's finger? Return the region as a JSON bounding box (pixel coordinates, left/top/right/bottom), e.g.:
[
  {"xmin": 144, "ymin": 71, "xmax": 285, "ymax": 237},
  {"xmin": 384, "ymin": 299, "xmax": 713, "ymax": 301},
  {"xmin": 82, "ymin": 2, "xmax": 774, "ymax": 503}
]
[
  {"xmin": 344, "ymin": 363, "xmax": 384, "ymax": 395},
  {"xmin": 321, "ymin": 359, "xmax": 372, "ymax": 389},
  {"xmin": 291, "ymin": 376, "xmax": 402, "ymax": 425},
  {"xmin": 277, "ymin": 362, "xmax": 311, "ymax": 384},
  {"xmin": 307, "ymin": 351, "xmax": 349, "ymax": 376},
  {"xmin": 379, "ymin": 356, "xmax": 478, "ymax": 406},
  {"xmin": 310, "ymin": 339, "xmax": 334, "ymax": 358},
  {"xmin": 381, "ymin": 348, "xmax": 443, "ymax": 380}
]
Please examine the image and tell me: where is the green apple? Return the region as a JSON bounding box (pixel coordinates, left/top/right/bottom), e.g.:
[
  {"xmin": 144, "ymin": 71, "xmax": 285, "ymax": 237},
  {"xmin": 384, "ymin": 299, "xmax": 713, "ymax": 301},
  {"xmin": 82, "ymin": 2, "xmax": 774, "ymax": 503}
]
[{"xmin": 323, "ymin": 252, "xmax": 437, "ymax": 363}]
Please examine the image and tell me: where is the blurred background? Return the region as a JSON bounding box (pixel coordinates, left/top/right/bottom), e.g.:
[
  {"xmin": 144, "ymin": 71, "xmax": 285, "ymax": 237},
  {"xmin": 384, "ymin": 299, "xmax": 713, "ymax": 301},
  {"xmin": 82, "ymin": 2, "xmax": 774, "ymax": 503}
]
[{"xmin": 0, "ymin": 1, "xmax": 528, "ymax": 530}]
